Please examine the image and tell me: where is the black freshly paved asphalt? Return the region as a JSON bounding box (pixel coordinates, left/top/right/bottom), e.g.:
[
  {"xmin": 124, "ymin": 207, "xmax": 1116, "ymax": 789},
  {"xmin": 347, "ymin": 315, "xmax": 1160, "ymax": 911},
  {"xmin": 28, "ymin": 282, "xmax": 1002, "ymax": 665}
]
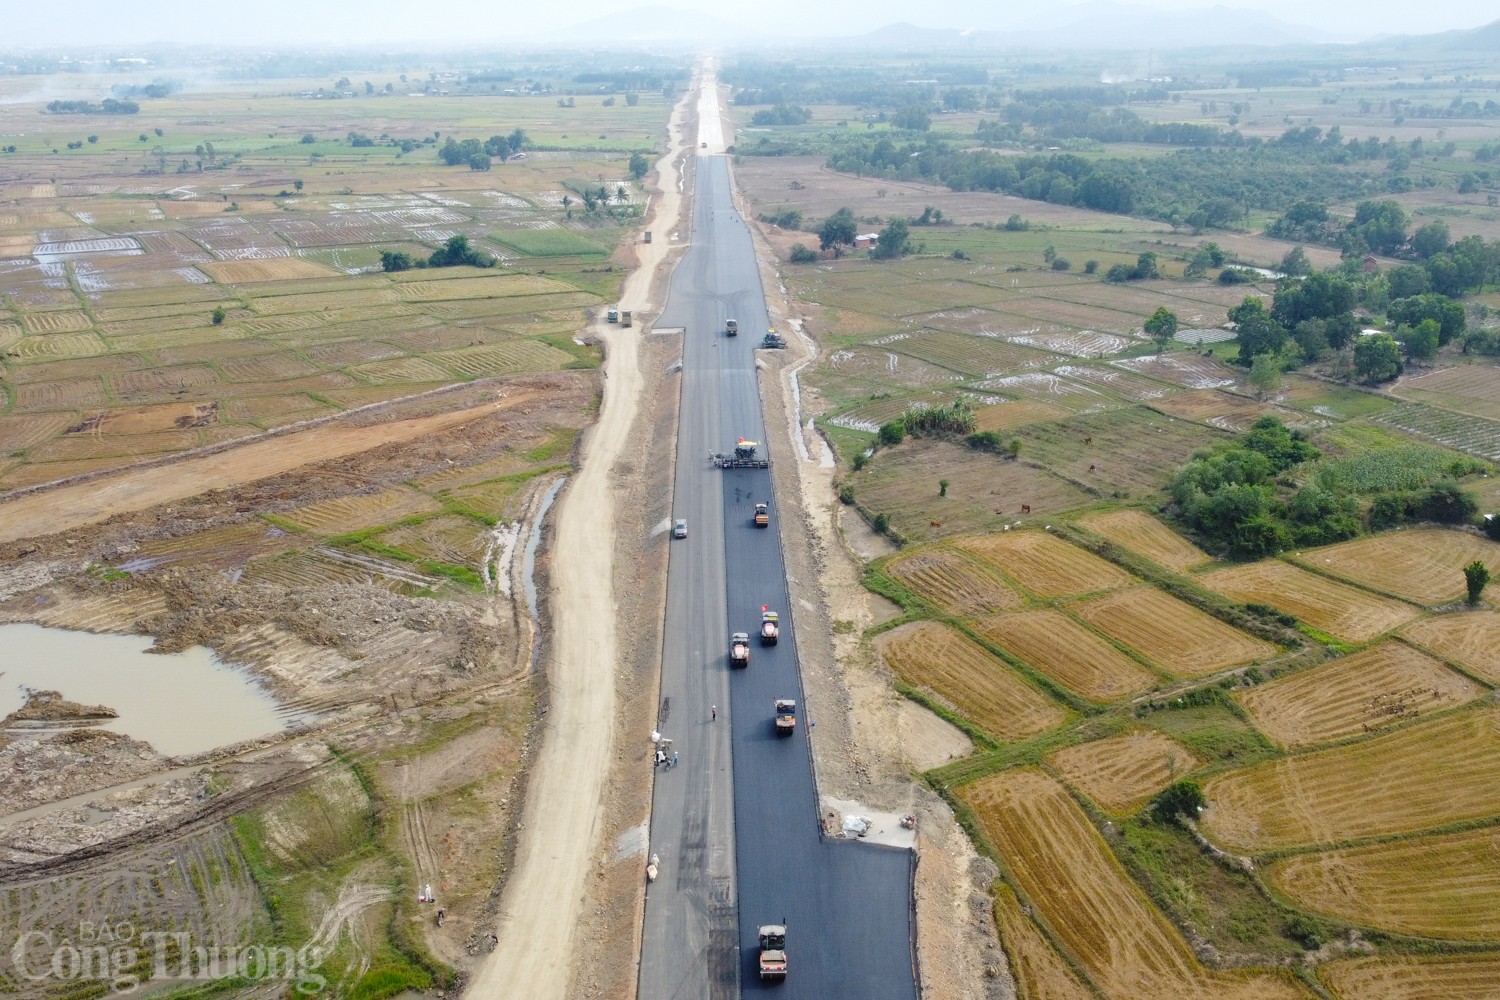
[{"xmin": 641, "ymin": 155, "xmax": 917, "ymax": 998}]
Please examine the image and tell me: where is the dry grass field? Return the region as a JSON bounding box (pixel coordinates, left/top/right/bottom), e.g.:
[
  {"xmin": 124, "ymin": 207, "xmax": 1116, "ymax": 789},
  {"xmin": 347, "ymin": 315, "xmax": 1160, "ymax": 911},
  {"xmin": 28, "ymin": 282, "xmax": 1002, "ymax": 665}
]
[
  {"xmin": 1073, "ymin": 587, "xmax": 1276, "ymax": 678},
  {"xmin": 1200, "ymin": 559, "xmax": 1421, "ymax": 643},
  {"xmin": 1268, "ymin": 825, "xmax": 1500, "ymax": 941},
  {"xmin": 1403, "ymin": 612, "xmax": 1500, "ymax": 685},
  {"xmin": 1236, "ymin": 641, "xmax": 1483, "ymax": 747},
  {"xmin": 961, "ymin": 769, "xmax": 1311, "ymax": 1000},
  {"xmin": 1294, "ymin": 528, "xmax": 1500, "ymax": 606},
  {"xmin": 971, "ymin": 398, "xmax": 1073, "ymax": 432},
  {"xmin": 1201, "ymin": 706, "xmax": 1500, "ymax": 852},
  {"xmin": 1076, "ymin": 509, "xmax": 1210, "ymax": 571},
  {"xmin": 1048, "ymin": 730, "xmax": 1203, "ymax": 812},
  {"xmin": 958, "ymin": 530, "xmax": 1136, "ymax": 598},
  {"xmin": 993, "ymin": 884, "xmax": 1095, "ymax": 1000},
  {"xmin": 972, "ymin": 609, "xmax": 1158, "ymax": 702},
  {"xmin": 1394, "ymin": 362, "xmax": 1500, "ymax": 422},
  {"xmin": 879, "ymin": 621, "xmax": 1067, "ymax": 742},
  {"xmin": 881, "ymin": 546, "xmax": 1023, "ymax": 615},
  {"xmin": 1150, "ymin": 389, "xmax": 1293, "ymax": 432},
  {"xmin": 1319, "ymin": 954, "xmax": 1500, "ymax": 1000},
  {"xmin": 849, "ymin": 441, "xmax": 1093, "ymax": 543}
]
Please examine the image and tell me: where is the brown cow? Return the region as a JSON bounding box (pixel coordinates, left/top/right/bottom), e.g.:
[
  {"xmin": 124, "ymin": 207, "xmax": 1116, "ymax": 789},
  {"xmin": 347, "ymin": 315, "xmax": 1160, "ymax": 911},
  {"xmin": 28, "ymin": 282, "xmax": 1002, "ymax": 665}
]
[{"xmin": 1020, "ymin": 504, "xmax": 1032, "ymax": 514}]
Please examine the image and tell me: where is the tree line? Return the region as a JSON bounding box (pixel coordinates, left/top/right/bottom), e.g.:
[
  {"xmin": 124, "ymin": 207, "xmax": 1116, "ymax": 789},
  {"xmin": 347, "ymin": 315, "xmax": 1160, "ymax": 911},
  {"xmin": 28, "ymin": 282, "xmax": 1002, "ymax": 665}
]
[{"xmin": 46, "ymin": 99, "xmax": 138, "ymax": 115}]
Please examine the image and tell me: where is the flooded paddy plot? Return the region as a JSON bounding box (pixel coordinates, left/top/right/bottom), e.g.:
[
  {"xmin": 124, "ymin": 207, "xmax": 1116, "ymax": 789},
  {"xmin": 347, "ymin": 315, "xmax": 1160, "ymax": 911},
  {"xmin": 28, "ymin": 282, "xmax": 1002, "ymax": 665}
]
[
  {"xmin": 1112, "ymin": 353, "xmax": 1241, "ymax": 389},
  {"xmin": 893, "ymin": 329, "xmax": 1055, "ymax": 378},
  {"xmin": 975, "ymin": 371, "xmax": 1110, "ymax": 410}
]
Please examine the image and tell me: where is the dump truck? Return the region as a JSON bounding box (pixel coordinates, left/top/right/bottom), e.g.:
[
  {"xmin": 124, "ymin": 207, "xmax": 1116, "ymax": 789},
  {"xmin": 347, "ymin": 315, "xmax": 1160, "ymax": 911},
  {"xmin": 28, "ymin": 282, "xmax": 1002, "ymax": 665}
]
[
  {"xmin": 754, "ymin": 502, "xmax": 769, "ymax": 528},
  {"xmin": 644, "ymin": 231, "xmax": 653, "ymax": 244},
  {"xmin": 725, "ymin": 318, "xmax": 738, "ymax": 337},
  {"xmin": 713, "ymin": 438, "xmax": 769, "ymax": 470},
  {"xmin": 607, "ymin": 307, "xmax": 618, "ymax": 323},
  {"xmin": 760, "ymin": 609, "xmax": 780, "ymax": 645},
  {"xmin": 760, "ymin": 329, "xmax": 786, "ymax": 349},
  {"xmin": 774, "ymin": 699, "xmax": 796, "ymax": 735},
  {"xmin": 620, "ymin": 310, "xmax": 633, "ymax": 327},
  {"xmin": 730, "ymin": 632, "xmax": 750, "ymax": 669},
  {"xmin": 758, "ymin": 925, "xmax": 788, "ymax": 980}
]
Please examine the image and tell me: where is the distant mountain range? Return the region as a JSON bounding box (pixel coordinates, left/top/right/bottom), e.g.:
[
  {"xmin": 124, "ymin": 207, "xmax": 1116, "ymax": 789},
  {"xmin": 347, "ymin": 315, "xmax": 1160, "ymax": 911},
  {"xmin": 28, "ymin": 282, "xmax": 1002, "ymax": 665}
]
[{"xmin": 553, "ymin": 2, "xmax": 1499, "ymax": 52}]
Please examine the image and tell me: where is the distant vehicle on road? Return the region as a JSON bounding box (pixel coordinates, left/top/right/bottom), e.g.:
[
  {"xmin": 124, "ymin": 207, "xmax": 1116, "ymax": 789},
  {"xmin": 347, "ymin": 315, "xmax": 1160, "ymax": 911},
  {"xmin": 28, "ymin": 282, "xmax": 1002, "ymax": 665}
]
[
  {"xmin": 673, "ymin": 518, "xmax": 688, "ymax": 538},
  {"xmin": 760, "ymin": 609, "xmax": 779, "ymax": 645},
  {"xmin": 621, "ymin": 309, "xmax": 633, "ymax": 327},
  {"xmin": 730, "ymin": 632, "xmax": 750, "ymax": 668},
  {"xmin": 758, "ymin": 924, "xmax": 788, "ymax": 979},
  {"xmin": 760, "ymin": 329, "xmax": 786, "ymax": 349},
  {"xmin": 607, "ymin": 307, "xmax": 618, "ymax": 323},
  {"xmin": 725, "ymin": 318, "xmax": 738, "ymax": 337},
  {"xmin": 774, "ymin": 699, "xmax": 796, "ymax": 735},
  {"xmin": 754, "ymin": 502, "xmax": 769, "ymax": 528}
]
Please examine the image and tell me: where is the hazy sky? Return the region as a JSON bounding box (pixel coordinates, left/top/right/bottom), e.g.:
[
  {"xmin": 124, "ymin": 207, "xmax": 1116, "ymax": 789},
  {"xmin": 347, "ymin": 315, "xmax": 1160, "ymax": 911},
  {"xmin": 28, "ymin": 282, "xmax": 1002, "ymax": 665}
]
[{"xmin": 8, "ymin": 0, "xmax": 1495, "ymax": 48}]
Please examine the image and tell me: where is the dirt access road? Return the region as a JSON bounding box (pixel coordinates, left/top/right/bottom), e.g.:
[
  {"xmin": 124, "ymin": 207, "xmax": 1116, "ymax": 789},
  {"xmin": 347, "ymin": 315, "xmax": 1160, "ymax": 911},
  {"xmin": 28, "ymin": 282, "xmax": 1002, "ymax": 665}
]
[
  {"xmin": 0, "ymin": 393, "xmax": 535, "ymax": 544},
  {"xmin": 464, "ymin": 76, "xmax": 696, "ymax": 1000}
]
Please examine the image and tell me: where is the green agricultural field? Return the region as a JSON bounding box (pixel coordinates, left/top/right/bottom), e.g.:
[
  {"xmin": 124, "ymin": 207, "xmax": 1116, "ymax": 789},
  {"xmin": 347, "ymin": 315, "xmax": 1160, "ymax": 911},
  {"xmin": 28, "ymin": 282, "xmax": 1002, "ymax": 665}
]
[{"xmin": 489, "ymin": 228, "xmax": 610, "ymax": 257}]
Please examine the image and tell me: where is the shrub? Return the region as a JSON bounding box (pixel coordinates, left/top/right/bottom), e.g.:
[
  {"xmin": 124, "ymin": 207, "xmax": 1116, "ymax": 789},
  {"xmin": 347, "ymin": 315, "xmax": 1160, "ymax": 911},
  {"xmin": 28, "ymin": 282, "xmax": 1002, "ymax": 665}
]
[
  {"xmin": 210, "ymin": 306, "xmax": 226, "ymax": 325},
  {"xmin": 788, "ymin": 243, "xmax": 817, "ymax": 264},
  {"xmin": 1083, "ymin": 259, "xmax": 1098, "ymax": 274},
  {"xmin": 838, "ymin": 484, "xmax": 855, "ymax": 505},
  {"xmin": 878, "ymin": 421, "xmax": 906, "ymax": 447},
  {"xmin": 872, "ymin": 512, "xmax": 891, "ymax": 535},
  {"xmin": 1050, "ymin": 257, "xmax": 1071, "ymax": 271},
  {"xmin": 1152, "ymin": 780, "xmax": 1206, "ymax": 824}
]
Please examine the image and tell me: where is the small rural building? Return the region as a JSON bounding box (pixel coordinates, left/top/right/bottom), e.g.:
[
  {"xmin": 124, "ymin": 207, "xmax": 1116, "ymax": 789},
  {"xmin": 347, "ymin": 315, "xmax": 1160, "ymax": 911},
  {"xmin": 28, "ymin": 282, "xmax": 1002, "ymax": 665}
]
[
  {"xmin": 1362, "ymin": 254, "xmax": 1379, "ymax": 272},
  {"xmin": 854, "ymin": 232, "xmax": 880, "ymax": 249}
]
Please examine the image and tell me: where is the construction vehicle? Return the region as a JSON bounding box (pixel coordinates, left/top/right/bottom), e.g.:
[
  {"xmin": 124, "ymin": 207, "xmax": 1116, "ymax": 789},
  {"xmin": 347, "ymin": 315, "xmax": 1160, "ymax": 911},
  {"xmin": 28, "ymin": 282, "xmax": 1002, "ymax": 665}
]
[
  {"xmin": 620, "ymin": 310, "xmax": 632, "ymax": 327},
  {"xmin": 725, "ymin": 318, "xmax": 738, "ymax": 337},
  {"xmin": 774, "ymin": 699, "xmax": 796, "ymax": 735},
  {"xmin": 760, "ymin": 328, "xmax": 786, "ymax": 349},
  {"xmin": 760, "ymin": 608, "xmax": 779, "ymax": 645},
  {"xmin": 758, "ymin": 925, "xmax": 788, "ymax": 980},
  {"xmin": 644, "ymin": 231, "xmax": 653, "ymax": 244},
  {"xmin": 607, "ymin": 307, "xmax": 618, "ymax": 323},
  {"xmin": 713, "ymin": 438, "xmax": 768, "ymax": 470},
  {"xmin": 754, "ymin": 502, "xmax": 769, "ymax": 528},
  {"xmin": 730, "ymin": 632, "xmax": 750, "ymax": 669}
]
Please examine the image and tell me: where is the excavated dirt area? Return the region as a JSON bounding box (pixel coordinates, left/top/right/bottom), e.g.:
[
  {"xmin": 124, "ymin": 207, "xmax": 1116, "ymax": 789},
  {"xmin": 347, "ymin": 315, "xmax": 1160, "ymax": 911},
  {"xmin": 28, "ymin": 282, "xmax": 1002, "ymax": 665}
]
[{"xmin": 0, "ymin": 369, "xmax": 591, "ymax": 976}]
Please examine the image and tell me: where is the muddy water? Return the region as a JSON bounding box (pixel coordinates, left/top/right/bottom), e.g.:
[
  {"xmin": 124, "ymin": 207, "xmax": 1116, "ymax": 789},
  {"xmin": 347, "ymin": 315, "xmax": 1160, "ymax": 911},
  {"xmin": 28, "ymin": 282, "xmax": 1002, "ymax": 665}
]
[
  {"xmin": 0, "ymin": 624, "xmax": 303, "ymax": 757},
  {"xmin": 523, "ymin": 476, "xmax": 566, "ymax": 621}
]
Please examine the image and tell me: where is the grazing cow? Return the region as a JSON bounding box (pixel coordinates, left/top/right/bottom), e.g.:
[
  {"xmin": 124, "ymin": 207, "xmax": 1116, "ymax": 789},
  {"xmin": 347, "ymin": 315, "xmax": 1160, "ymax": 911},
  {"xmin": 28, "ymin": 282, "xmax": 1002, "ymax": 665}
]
[
  {"xmin": 931, "ymin": 520, "xmax": 942, "ymax": 527},
  {"xmin": 1020, "ymin": 504, "xmax": 1032, "ymax": 514},
  {"xmin": 1089, "ymin": 464, "xmax": 1096, "ymax": 472},
  {"xmin": 1083, "ymin": 436, "xmax": 1092, "ymax": 445}
]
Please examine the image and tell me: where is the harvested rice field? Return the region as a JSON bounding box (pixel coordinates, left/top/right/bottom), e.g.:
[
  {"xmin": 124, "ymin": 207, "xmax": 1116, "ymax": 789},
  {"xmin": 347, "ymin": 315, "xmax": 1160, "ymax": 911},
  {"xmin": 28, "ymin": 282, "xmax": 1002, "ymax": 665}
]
[
  {"xmin": 1076, "ymin": 509, "xmax": 1210, "ymax": 572},
  {"xmin": 1201, "ymin": 706, "xmax": 1500, "ymax": 852},
  {"xmin": 1294, "ymin": 527, "xmax": 1500, "ymax": 606},
  {"xmin": 1073, "ymin": 586, "xmax": 1275, "ymax": 678},
  {"xmin": 971, "ymin": 610, "xmax": 1159, "ymax": 702},
  {"xmin": 881, "ymin": 546, "xmax": 1023, "ymax": 615},
  {"xmin": 879, "ymin": 621, "xmax": 1067, "ymax": 742},
  {"xmin": 957, "ymin": 530, "xmax": 1136, "ymax": 599},
  {"xmin": 1402, "ymin": 611, "xmax": 1500, "ymax": 685},
  {"xmin": 1319, "ymin": 954, "xmax": 1500, "ymax": 1000},
  {"xmin": 1200, "ymin": 559, "xmax": 1421, "ymax": 643},
  {"xmin": 1236, "ymin": 640, "xmax": 1483, "ymax": 747},
  {"xmin": 1048, "ymin": 730, "xmax": 1203, "ymax": 812}
]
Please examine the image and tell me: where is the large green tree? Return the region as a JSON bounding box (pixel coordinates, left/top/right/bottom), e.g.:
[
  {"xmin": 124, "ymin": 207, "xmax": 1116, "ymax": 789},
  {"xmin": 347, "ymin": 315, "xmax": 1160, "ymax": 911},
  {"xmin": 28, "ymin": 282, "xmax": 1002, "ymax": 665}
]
[
  {"xmin": 1144, "ymin": 306, "xmax": 1178, "ymax": 352},
  {"xmin": 1230, "ymin": 297, "xmax": 1287, "ymax": 367},
  {"xmin": 1354, "ymin": 333, "xmax": 1403, "ymax": 383},
  {"xmin": 870, "ymin": 218, "xmax": 911, "ymax": 260},
  {"xmin": 818, "ymin": 207, "xmax": 857, "ymax": 251}
]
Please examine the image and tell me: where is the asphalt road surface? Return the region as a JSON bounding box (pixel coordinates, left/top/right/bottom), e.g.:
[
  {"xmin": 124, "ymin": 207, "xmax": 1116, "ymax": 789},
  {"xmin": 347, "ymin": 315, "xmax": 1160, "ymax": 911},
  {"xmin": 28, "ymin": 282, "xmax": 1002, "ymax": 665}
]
[{"xmin": 639, "ymin": 155, "xmax": 917, "ymax": 998}]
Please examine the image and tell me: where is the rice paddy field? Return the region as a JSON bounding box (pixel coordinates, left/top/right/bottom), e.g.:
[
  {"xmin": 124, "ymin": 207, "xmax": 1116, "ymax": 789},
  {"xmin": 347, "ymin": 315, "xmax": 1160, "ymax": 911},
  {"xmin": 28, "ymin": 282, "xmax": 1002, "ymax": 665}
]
[
  {"xmin": 961, "ymin": 769, "xmax": 1312, "ymax": 1000},
  {"xmin": 1199, "ymin": 559, "xmax": 1421, "ymax": 643},
  {"xmin": 1048, "ymin": 730, "xmax": 1203, "ymax": 813},
  {"xmin": 1201, "ymin": 706, "xmax": 1500, "ymax": 852},
  {"xmin": 1291, "ymin": 527, "xmax": 1500, "ymax": 606},
  {"xmin": 0, "ymin": 82, "xmax": 646, "ymax": 490}
]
